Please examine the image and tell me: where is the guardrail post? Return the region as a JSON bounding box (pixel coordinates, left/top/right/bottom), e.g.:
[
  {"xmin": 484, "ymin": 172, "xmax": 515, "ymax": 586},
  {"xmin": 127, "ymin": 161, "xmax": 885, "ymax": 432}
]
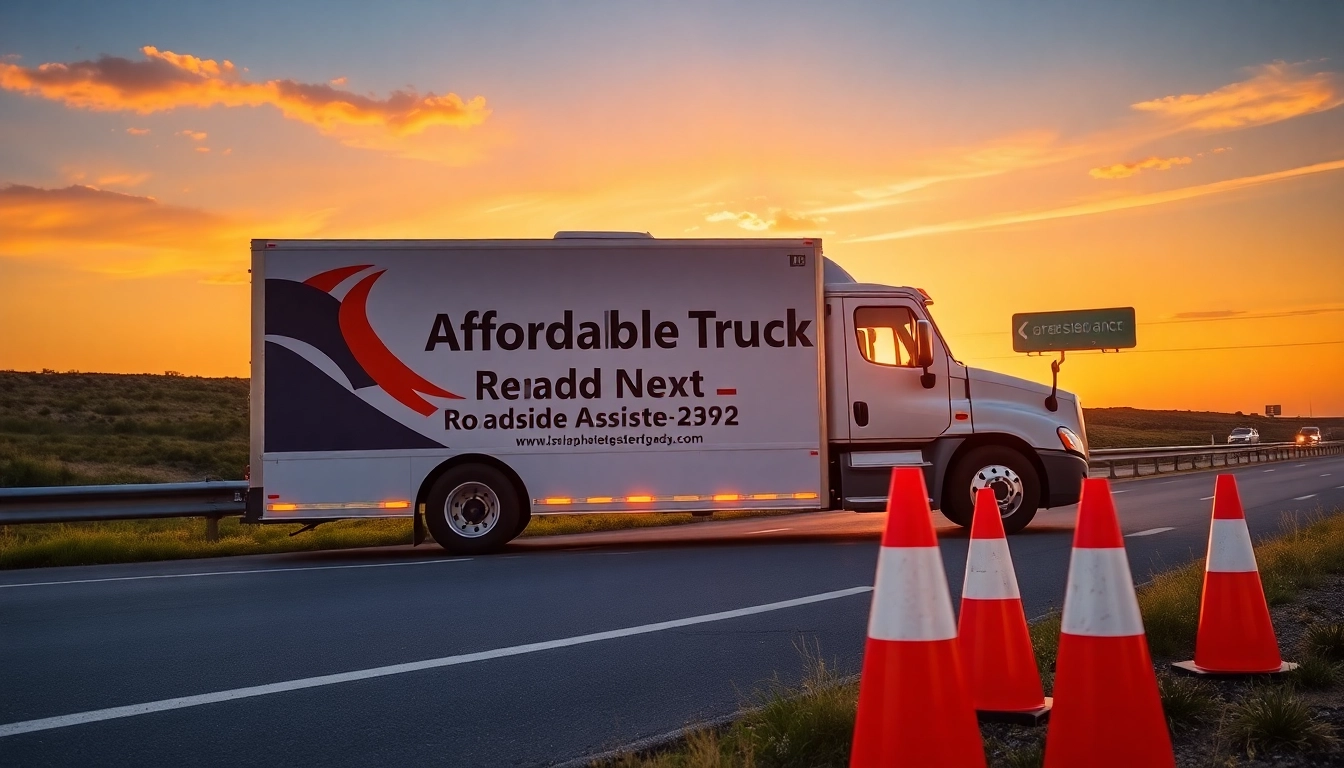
[{"xmin": 205, "ymin": 514, "xmax": 221, "ymax": 542}]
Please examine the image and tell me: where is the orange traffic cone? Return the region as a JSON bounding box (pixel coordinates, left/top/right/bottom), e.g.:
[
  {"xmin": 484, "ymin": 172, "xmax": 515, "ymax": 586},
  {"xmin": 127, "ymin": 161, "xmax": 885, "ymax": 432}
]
[
  {"xmin": 958, "ymin": 488, "xmax": 1051, "ymax": 725},
  {"xmin": 1173, "ymin": 474, "xmax": 1296, "ymax": 676},
  {"xmin": 1043, "ymin": 478, "xmax": 1174, "ymax": 768},
  {"xmin": 850, "ymin": 468, "xmax": 985, "ymax": 768}
]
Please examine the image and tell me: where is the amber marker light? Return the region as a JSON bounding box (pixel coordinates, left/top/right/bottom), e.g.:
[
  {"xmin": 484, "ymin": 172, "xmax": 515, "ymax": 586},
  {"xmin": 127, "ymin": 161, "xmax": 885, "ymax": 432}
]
[
  {"xmin": 269, "ymin": 503, "xmax": 298, "ymax": 511},
  {"xmin": 626, "ymin": 495, "xmax": 654, "ymax": 503},
  {"xmin": 793, "ymin": 492, "xmax": 819, "ymax": 500},
  {"xmin": 586, "ymin": 496, "xmax": 614, "ymax": 504},
  {"xmin": 379, "ymin": 500, "xmax": 411, "ymax": 509},
  {"xmin": 712, "ymin": 493, "xmax": 741, "ymax": 502}
]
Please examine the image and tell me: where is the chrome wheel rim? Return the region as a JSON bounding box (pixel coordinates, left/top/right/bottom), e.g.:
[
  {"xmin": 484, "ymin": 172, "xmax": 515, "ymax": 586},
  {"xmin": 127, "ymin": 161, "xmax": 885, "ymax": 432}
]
[
  {"xmin": 969, "ymin": 464, "xmax": 1024, "ymax": 518},
  {"xmin": 444, "ymin": 482, "xmax": 500, "ymax": 538}
]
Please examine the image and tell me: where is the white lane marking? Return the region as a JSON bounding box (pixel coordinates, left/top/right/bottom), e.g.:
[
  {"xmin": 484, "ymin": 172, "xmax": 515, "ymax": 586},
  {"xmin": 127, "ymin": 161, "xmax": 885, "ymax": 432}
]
[
  {"xmin": 1126, "ymin": 527, "xmax": 1176, "ymax": 538},
  {"xmin": 1295, "ymin": 494, "xmax": 1317, "ymax": 501},
  {"xmin": 1297, "ymin": 463, "xmax": 1307, "ymax": 467},
  {"xmin": 1111, "ymin": 489, "xmax": 1130, "ymax": 494},
  {"xmin": 0, "ymin": 585, "xmax": 872, "ymax": 738},
  {"xmin": 744, "ymin": 528, "xmax": 791, "ymax": 535},
  {"xmin": 0, "ymin": 558, "xmax": 473, "ymax": 590},
  {"xmin": 1322, "ymin": 473, "xmax": 1332, "ymax": 477},
  {"xmin": 1264, "ymin": 469, "xmax": 1275, "ymax": 473},
  {"xmin": 1200, "ymin": 496, "xmax": 1214, "ymax": 501}
]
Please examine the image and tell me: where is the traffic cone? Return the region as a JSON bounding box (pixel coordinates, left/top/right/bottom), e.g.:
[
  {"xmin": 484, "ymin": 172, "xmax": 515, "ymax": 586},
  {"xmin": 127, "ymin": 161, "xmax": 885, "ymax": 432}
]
[
  {"xmin": 1173, "ymin": 474, "xmax": 1296, "ymax": 676},
  {"xmin": 958, "ymin": 488, "xmax": 1050, "ymax": 725},
  {"xmin": 1043, "ymin": 478, "xmax": 1174, "ymax": 768},
  {"xmin": 850, "ymin": 467, "xmax": 985, "ymax": 768}
]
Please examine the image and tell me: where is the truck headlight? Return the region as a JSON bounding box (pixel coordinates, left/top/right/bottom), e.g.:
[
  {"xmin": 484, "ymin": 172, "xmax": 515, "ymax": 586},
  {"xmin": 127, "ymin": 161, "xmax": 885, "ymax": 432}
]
[{"xmin": 1057, "ymin": 427, "xmax": 1085, "ymax": 456}]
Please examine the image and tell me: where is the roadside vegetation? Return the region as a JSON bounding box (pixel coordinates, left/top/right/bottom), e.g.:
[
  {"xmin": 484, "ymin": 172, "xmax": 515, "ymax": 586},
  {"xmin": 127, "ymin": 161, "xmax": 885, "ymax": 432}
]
[
  {"xmin": 604, "ymin": 510, "xmax": 1344, "ymax": 767},
  {"xmin": 0, "ymin": 370, "xmax": 247, "ymax": 487}
]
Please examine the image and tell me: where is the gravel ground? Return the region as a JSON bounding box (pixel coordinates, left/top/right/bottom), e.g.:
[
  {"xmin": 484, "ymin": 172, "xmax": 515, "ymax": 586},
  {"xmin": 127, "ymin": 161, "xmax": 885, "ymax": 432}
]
[{"xmin": 981, "ymin": 575, "xmax": 1344, "ymax": 768}]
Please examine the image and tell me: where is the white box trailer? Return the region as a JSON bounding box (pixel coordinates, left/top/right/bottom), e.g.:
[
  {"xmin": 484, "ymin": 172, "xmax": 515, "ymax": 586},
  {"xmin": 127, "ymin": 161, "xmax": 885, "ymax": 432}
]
[{"xmin": 246, "ymin": 234, "xmax": 1089, "ymax": 553}]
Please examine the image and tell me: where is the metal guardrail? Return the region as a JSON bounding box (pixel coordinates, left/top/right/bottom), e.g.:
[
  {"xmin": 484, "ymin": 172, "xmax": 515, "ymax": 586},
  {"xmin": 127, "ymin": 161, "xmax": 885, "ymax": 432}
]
[
  {"xmin": 0, "ymin": 443, "xmax": 1338, "ymax": 535},
  {"xmin": 1089, "ymin": 441, "xmax": 1342, "ymax": 479},
  {"xmin": 0, "ymin": 481, "xmax": 247, "ymax": 539}
]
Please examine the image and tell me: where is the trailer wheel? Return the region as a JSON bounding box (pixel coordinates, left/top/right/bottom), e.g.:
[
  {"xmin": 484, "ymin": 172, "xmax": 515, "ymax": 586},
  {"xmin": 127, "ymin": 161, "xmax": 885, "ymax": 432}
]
[
  {"xmin": 424, "ymin": 464, "xmax": 522, "ymax": 554},
  {"xmin": 942, "ymin": 446, "xmax": 1040, "ymax": 534}
]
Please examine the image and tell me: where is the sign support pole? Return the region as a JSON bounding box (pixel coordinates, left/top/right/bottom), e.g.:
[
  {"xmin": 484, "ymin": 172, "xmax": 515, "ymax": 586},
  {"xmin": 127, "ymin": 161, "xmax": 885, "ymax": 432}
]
[{"xmin": 1045, "ymin": 351, "xmax": 1065, "ymax": 413}]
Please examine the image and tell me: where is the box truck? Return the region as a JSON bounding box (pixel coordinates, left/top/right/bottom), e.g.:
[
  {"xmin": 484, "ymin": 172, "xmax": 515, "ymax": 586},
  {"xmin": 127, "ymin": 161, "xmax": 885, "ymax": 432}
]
[{"xmin": 245, "ymin": 234, "xmax": 1088, "ymax": 553}]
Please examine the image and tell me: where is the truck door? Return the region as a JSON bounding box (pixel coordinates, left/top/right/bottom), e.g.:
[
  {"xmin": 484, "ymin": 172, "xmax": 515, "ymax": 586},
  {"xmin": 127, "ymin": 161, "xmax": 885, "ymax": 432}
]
[{"xmin": 841, "ymin": 297, "xmax": 951, "ymax": 440}]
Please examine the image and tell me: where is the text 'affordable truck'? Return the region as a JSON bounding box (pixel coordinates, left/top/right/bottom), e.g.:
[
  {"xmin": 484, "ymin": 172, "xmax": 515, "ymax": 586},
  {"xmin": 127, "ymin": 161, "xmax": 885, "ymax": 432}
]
[{"xmin": 246, "ymin": 234, "xmax": 1088, "ymax": 553}]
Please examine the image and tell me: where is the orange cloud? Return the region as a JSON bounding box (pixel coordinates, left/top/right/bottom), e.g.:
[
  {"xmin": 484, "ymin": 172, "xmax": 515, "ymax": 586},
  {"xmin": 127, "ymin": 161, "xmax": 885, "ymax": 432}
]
[
  {"xmin": 1089, "ymin": 155, "xmax": 1192, "ymax": 179},
  {"xmin": 850, "ymin": 157, "xmax": 1344, "ymax": 242},
  {"xmin": 813, "ymin": 131, "xmax": 1079, "ymax": 215},
  {"xmin": 177, "ymin": 129, "xmax": 207, "ymax": 141},
  {"xmin": 706, "ymin": 208, "xmax": 827, "ymax": 232},
  {"xmin": 1132, "ymin": 61, "xmax": 1344, "ymax": 130},
  {"xmin": 707, "ymin": 210, "xmax": 771, "ymax": 231},
  {"xmin": 125, "ymin": 127, "xmax": 150, "ymax": 135},
  {"xmin": 0, "ymin": 46, "xmax": 490, "ymax": 142},
  {"xmin": 95, "ymin": 172, "xmax": 150, "ymax": 187},
  {"xmin": 0, "ymin": 184, "xmax": 234, "ymax": 275}
]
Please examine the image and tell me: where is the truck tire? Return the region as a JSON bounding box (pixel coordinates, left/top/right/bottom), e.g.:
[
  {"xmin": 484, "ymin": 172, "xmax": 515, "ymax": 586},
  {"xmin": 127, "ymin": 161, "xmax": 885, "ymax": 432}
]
[
  {"xmin": 424, "ymin": 464, "xmax": 523, "ymax": 555},
  {"xmin": 942, "ymin": 446, "xmax": 1040, "ymax": 534}
]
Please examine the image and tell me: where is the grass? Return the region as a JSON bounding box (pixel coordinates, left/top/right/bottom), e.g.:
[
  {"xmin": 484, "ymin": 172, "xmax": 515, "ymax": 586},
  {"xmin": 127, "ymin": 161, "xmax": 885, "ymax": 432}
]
[
  {"xmin": 1303, "ymin": 622, "xmax": 1344, "ymax": 662},
  {"xmin": 1157, "ymin": 674, "xmax": 1219, "ymax": 728},
  {"xmin": 1287, "ymin": 655, "xmax": 1340, "ymax": 691},
  {"xmin": 1224, "ymin": 686, "xmax": 1336, "ymax": 756},
  {"xmin": 610, "ymin": 645, "xmax": 859, "ymax": 768},
  {"xmin": 0, "ymin": 370, "xmax": 247, "ymax": 486},
  {"xmin": 608, "ymin": 510, "xmax": 1344, "ymax": 767},
  {"xmin": 0, "ymin": 517, "xmax": 414, "ymax": 569},
  {"xmin": 0, "ymin": 509, "xmax": 795, "ymax": 570}
]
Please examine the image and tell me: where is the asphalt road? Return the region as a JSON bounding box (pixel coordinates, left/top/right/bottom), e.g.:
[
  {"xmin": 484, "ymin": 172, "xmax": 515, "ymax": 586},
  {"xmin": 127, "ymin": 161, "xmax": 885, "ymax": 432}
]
[{"xmin": 2, "ymin": 456, "xmax": 1342, "ymax": 767}]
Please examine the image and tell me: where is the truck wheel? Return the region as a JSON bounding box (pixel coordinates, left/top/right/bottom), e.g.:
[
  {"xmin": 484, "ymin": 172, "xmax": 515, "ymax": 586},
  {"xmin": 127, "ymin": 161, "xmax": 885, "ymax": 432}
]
[
  {"xmin": 424, "ymin": 464, "xmax": 522, "ymax": 555},
  {"xmin": 943, "ymin": 446, "xmax": 1040, "ymax": 534}
]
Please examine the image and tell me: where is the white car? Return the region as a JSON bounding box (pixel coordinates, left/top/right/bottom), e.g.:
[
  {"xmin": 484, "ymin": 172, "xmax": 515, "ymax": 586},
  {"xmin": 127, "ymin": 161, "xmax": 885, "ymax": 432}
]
[{"xmin": 1228, "ymin": 427, "xmax": 1259, "ymax": 444}]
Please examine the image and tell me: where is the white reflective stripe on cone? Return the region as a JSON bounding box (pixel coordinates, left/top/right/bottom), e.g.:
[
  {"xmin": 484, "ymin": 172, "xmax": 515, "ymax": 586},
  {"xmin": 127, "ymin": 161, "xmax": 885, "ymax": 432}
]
[
  {"xmin": 1206, "ymin": 518, "xmax": 1258, "ymax": 573},
  {"xmin": 1060, "ymin": 547, "xmax": 1145, "ymax": 637},
  {"xmin": 962, "ymin": 538, "xmax": 1021, "ymax": 600},
  {"xmin": 868, "ymin": 547, "xmax": 958, "ymax": 642}
]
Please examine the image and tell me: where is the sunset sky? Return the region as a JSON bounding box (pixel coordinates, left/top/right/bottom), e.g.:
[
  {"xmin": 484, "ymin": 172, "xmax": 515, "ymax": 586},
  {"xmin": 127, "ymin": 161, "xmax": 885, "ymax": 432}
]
[{"xmin": 2, "ymin": 1, "xmax": 1342, "ymax": 415}]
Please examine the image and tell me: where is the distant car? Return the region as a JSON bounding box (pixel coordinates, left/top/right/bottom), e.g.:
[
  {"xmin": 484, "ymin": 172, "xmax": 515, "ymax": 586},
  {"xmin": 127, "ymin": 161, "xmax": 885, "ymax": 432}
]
[
  {"xmin": 1228, "ymin": 427, "xmax": 1259, "ymax": 444},
  {"xmin": 1296, "ymin": 426, "xmax": 1322, "ymax": 445}
]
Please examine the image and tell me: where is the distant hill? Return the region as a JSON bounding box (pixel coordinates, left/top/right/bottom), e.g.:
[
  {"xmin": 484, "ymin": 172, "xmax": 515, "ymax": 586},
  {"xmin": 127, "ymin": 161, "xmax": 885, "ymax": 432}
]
[
  {"xmin": 1083, "ymin": 407, "xmax": 1344, "ymax": 449},
  {"xmin": 0, "ymin": 371, "xmax": 1338, "ymax": 486}
]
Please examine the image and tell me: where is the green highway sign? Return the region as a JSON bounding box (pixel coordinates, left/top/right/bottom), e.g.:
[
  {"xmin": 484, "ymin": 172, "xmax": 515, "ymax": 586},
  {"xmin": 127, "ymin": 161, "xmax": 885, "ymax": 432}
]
[{"xmin": 1012, "ymin": 307, "xmax": 1136, "ymax": 353}]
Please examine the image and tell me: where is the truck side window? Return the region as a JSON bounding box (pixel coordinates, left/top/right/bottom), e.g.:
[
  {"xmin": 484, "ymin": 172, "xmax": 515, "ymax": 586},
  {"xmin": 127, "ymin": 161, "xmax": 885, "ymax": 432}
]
[{"xmin": 854, "ymin": 306, "xmax": 918, "ymax": 367}]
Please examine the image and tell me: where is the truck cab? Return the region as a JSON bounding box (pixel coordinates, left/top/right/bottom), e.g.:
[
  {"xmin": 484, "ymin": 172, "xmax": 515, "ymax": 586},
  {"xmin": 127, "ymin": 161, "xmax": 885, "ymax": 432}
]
[{"xmin": 821, "ymin": 258, "xmax": 1088, "ymax": 533}]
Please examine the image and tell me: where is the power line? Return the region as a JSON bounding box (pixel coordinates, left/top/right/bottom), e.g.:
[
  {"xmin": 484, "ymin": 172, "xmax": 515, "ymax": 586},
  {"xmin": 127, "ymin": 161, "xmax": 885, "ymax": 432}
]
[
  {"xmin": 951, "ymin": 308, "xmax": 1344, "ymax": 337},
  {"xmin": 967, "ymin": 339, "xmax": 1344, "ymax": 361}
]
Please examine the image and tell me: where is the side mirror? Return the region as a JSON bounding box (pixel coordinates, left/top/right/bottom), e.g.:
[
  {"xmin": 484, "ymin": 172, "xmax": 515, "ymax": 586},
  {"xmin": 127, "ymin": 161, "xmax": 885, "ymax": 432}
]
[
  {"xmin": 915, "ymin": 319, "xmax": 936, "ymax": 369},
  {"xmin": 915, "ymin": 319, "xmax": 937, "ymax": 388}
]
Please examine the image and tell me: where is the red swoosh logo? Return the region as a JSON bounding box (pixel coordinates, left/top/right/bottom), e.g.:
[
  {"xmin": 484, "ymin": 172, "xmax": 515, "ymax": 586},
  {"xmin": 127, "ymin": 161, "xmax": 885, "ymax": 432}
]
[{"xmin": 339, "ymin": 270, "xmax": 463, "ymax": 415}]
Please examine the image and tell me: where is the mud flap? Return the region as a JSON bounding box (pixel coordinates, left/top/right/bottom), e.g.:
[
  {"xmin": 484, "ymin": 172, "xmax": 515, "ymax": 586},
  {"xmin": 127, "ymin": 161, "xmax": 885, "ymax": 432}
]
[{"xmin": 413, "ymin": 503, "xmax": 426, "ymax": 547}]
